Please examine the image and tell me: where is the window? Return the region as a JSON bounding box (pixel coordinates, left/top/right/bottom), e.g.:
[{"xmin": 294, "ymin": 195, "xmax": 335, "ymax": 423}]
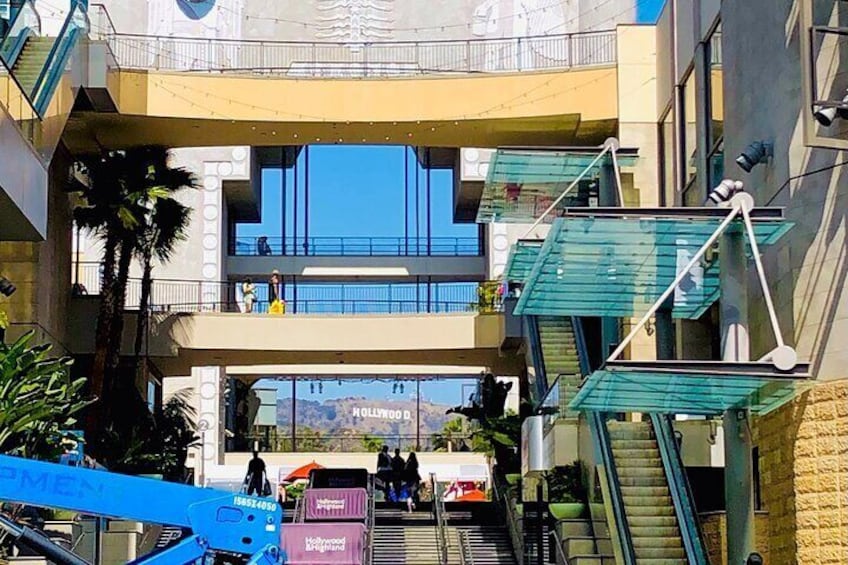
[
  {"xmin": 659, "ymin": 105, "xmax": 675, "ymax": 207},
  {"xmin": 707, "ymin": 22, "xmax": 723, "ymax": 146},
  {"xmin": 683, "ymin": 71, "xmax": 698, "ymax": 188}
]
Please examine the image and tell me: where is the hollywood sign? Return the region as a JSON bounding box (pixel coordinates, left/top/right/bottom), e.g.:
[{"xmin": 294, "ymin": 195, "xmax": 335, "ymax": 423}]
[{"xmin": 352, "ymin": 407, "xmax": 412, "ymax": 421}]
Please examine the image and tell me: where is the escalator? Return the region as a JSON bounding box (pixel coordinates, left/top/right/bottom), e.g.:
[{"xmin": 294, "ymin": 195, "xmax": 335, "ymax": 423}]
[
  {"xmin": 527, "ymin": 315, "xmax": 582, "ymax": 418},
  {"xmin": 571, "ymin": 318, "xmax": 708, "ymax": 565}
]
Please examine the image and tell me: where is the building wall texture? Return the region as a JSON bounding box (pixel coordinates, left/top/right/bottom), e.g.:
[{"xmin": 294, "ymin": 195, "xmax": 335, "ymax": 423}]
[{"xmin": 721, "ymin": 1, "xmax": 848, "ymax": 562}]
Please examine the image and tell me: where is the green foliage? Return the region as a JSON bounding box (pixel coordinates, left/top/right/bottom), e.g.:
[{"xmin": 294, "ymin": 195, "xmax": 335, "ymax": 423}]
[
  {"xmin": 285, "ymin": 482, "xmax": 306, "ymax": 500},
  {"xmin": 546, "ymin": 461, "xmax": 587, "ymax": 504},
  {"xmin": 0, "ymin": 310, "xmax": 8, "ymax": 331},
  {"xmin": 477, "ymin": 281, "xmax": 501, "ymax": 312},
  {"xmin": 97, "ymin": 388, "xmax": 199, "ymax": 481},
  {"xmin": 360, "ymin": 434, "xmax": 383, "ymax": 452},
  {"xmin": 0, "ymin": 332, "xmax": 91, "ymax": 459},
  {"xmin": 431, "ymin": 417, "xmax": 469, "ymax": 452}
]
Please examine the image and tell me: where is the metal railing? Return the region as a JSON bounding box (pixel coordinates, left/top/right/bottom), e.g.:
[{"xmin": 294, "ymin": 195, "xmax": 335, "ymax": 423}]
[
  {"xmin": 548, "ymin": 529, "xmax": 569, "ymax": 565},
  {"xmin": 242, "ymin": 432, "xmax": 474, "ymax": 454},
  {"xmin": 232, "ymin": 236, "xmax": 482, "ymax": 257},
  {"xmin": 492, "ymin": 470, "xmax": 523, "ymax": 565},
  {"xmin": 0, "ymin": 0, "xmax": 41, "ymax": 68},
  {"xmin": 87, "ymin": 4, "xmax": 616, "ymax": 77},
  {"xmin": 431, "ymin": 473, "xmax": 449, "ymax": 565},
  {"xmin": 71, "ymin": 264, "xmax": 499, "ymax": 315},
  {"xmin": 364, "ymin": 474, "xmax": 376, "ymax": 565},
  {"xmin": 457, "ymin": 529, "xmax": 474, "ymax": 565}
]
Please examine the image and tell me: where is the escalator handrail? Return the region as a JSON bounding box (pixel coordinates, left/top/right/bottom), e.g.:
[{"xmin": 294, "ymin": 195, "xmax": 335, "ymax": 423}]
[
  {"xmin": 525, "ymin": 315, "xmax": 549, "ymax": 406},
  {"xmin": 588, "ymin": 412, "xmax": 637, "ymax": 565},
  {"xmin": 31, "ymin": 1, "xmax": 88, "ymax": 115},
  {"xmin": 650, "ymin": 414, "xmax": 709, "ymax": 565},
  {"xmin": 0, "ymin": 0, "xmax": 42, "ymax": 65}
]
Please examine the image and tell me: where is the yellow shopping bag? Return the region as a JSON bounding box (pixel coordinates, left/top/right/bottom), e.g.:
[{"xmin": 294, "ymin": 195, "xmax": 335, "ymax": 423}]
[{"xmin": 269, "ymin": 299, "xmax": 286, "ymax": 315}]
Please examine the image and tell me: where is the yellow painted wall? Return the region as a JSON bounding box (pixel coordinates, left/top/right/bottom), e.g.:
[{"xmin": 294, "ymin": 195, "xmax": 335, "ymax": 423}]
[{"xmin": 754, "ymin": 379, "xmax": 848, "ymax": 564}]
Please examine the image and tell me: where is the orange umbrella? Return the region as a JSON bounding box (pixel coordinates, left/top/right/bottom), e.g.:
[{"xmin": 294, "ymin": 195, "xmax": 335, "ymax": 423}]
[
  {"xmin": 456, "ymin": 489, "xmax": 487, "ymax": 502},
  {"xmin": 284, "ymin": 461, "xmax": 324, "ymax": 482}
]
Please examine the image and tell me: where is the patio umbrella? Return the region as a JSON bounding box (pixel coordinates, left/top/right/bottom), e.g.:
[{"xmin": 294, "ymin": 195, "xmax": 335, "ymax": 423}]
[
  {"xmin": 455, "ymin": 489, "xmax": 487, "ymax": 502},
  {"xmin": 284, "ymin": 461, "xmax": 324, "ymax": 483}
]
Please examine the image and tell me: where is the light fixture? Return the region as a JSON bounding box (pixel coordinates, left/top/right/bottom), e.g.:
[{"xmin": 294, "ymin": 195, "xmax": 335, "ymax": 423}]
[
  {"xmin": 707, "ymin": 179, "xmax": 744, "ymax": 205},
  {"xmin": 293, "ymin": 133, "xmax": 298, "ymax": 138},
  {"xmin": 0, "ymin": 277, "xmax": 15, "ymax": 298},
  {"xmin": 813, "ymin": 93, "xmax": 848, "ymax": 126},
  {"xmin": 399, "ymin": 383, "xmax": 404, "ymax": 394},
  {"xmin": 735, "ymin": 141, "xmax": 772, "ymax": 173},
  {"xmin": 310, "ymin": 383, "xmax": 315, "ymax": 394}
]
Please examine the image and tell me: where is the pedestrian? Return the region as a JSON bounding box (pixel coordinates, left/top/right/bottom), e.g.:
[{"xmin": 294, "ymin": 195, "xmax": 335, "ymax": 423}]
[
  {"xmin": 244, "ymin": 450, "xmax": 268, "ymax": 497},
  {"xmin": 391, "ymin": 448, "xmax": 405, "ymax": 501},
  {"xmin": 376, "ymin": 445, "xmax": 392, "ymax": 498},
  {"xmin": 242, "ymin": 277, "xmax": 256, "ymax": 313},
  {"xmin": 404, "ymin": 452, "xmax": 421, "ymax": 512},
  {"xmin": 268, "ymin": 270, "xmax": 285, "ymax": 314}
]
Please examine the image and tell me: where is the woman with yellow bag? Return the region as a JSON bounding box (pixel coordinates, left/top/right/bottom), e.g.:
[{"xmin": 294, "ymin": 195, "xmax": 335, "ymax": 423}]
[{"xmin": 268, "ymin": 270, "xmax": 286, "ymax": 315}]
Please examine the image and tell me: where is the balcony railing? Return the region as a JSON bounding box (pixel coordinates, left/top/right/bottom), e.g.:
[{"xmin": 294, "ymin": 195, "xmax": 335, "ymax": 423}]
[
  {"xmin": 241, "ymin": 432, "xmax": 473, "ymax": 453},
  {"xmin": 231, "ymin": 236, "xmax": 482, "ymax": 257},
  {"xmin": 72, "ymin": 263, "xmax": 502, "ymax": 315},
  {"xmin": 87, "ymin": 4, "xmax": 617, "ymax": 77}
]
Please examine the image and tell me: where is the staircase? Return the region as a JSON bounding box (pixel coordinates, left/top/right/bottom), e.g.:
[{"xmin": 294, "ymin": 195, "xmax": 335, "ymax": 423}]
[
  {"xmin": 451, "ymin": 525, "xmax": 516, "ymax": 565},
  {"xmin": 555, "ymin": 518, "xmax": 616, "ymax": 565},
  {"xmin": 11, "ymin": 36, "xmax": 54, "ymax": 95},
  {"xmin": 537, "ymin": 316, "xmax": 582, "ymax": 416},
  {"xmin": 372, "ymin": 506, "xmax": 460, "ymax": 565},
  {"xmin": 607, "ymin": 421, "xmax": 687, "ymax": 564}
]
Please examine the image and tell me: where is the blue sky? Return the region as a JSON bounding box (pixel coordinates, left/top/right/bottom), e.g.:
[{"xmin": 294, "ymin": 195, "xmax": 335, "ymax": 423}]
[
  {"xmin": 638, "ymin": 0, "xmax": 666, "ymax": 23},
  {"xmin": 256, "ymin": 377, "xmax": 475, "ymax": 406}
]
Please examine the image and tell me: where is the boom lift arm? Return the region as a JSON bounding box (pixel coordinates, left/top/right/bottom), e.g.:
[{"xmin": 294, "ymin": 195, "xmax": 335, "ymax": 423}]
[{"xmin": 0, "ymin": 455, "xmax": 284, "ymax": 565}]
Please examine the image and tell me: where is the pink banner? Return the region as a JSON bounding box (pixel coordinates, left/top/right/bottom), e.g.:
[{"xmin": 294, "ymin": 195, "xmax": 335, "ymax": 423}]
[
  {"xmin": 281, "ymin": 523, "xmax": 366, "ymax": 564},
  {"xmin": 304, "ymin": 488, "xmax": 368, "ymax": 521}
]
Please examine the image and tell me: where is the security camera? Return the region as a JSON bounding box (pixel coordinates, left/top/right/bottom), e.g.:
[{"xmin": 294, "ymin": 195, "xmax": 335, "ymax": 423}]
[
  {"xmin": 0, "ymin": 277, "xmax": 15, "ymax": 298},
  {"xmin": 707, "ymin": 179, "xmax": 744, "ymax": 205},
  {"xmin": 735, "ymin": 141, "xmax": 773, "ymax": 173},
  {"xmin": 813, "ymin": 93, "xmax": 848, "ymax": 127}
]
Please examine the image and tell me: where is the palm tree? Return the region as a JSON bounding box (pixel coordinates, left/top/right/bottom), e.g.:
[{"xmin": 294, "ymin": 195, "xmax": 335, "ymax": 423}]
[{"xmin": 132, "ymin": 154, "xmax": 197, "ymax": 366}]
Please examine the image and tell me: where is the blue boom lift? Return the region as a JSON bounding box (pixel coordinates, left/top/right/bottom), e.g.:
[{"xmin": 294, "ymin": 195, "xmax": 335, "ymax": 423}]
[{"xmin": 0, "ymin": 455, "xmax": 285, "ymax": 565}]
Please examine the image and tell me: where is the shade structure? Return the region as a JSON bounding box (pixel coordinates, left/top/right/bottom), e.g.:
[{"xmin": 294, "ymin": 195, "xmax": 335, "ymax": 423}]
[
  {"xmin": 504, "ymin": 239, "xmax": 543, "ymax": 283},
  {"xmin": 569, "ymin": 361, "xmax": 812, "ymax": 416},
  {"xmin": 514, "ymin": 209, "xmax": 793, "ymax": 319},
  {"xmin": 476, "ymin": 148, "xmax": 638, "ymax": 223},
  {"xmin": 284, "ymin": 461, "xmax": 324, "ymax": 482}
]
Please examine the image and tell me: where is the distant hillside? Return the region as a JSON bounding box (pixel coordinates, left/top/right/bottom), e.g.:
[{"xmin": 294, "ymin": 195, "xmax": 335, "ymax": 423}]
[{"xmin": 276, "ymin": 396, "xmax": 456, "ymax": 437}]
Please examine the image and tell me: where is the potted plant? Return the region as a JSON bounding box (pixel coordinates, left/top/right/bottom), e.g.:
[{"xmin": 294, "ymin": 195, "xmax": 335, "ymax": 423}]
[{"xmin": 546, "ymin": 461, "xmax": 587, "ymax": 520}]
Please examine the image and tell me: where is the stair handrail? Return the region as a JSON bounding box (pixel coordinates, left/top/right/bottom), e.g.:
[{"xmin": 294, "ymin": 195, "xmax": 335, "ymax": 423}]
[
  {"xmin": 547, "ymin": 529, "xmax": 569, "ymax": 565},
  {"xmin": 363, "ymin": 474, "xmax": 376, "ymax": 565},
  {"xmin": 457, "ymin": 529, "xmax": 474, "ymax": 565},
  {"xmin": 491, "ymin": 469, "xmax": 523, "ymax": 565},
  {"xmin": 651, "ymin": 414, "xmax": 709, "ymax": 565},
  {"xmin": 430, "ymin": 473, "xmax": 449, "ymax": 565},
  {"xmin": 293, "ymin": 493, "xmax": 305, "ymax": 523},
  {"xmin": 0, "ymin": 0, "xmax": 41, "ymax": 67},
  {"xmin": 31, "ymin": 0, "xmax": 88, "ymax": 115}
]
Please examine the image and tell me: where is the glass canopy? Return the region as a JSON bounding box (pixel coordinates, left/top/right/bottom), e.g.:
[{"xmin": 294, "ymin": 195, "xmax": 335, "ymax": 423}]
[
  {"xmin": 568, "ymin": 361, "xmax": 812, "ymax": 416},
  {"xmin": 476, "ymin": 149, "xmax": 638, "ymax": 223},
  {"xmin": 504, "ymin": 240, "xmax": 543, "ymax": 283},
  {"xmin": 514, "ymin": 211, "xmax": 793, "ymax": 319}
]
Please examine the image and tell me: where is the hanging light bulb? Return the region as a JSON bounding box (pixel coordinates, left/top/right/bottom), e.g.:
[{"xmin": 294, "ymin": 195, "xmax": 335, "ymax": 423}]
[
  {"xmin": 310, "ymin": 383, "xmax": 315, "ymax": 394},
  {"xmin": 399, "ymin": 383, "xmax": 404, "ymax": 394},
  {"xmin": 318, "ymin": 382, "xmax": 324, "ymax": 394}
]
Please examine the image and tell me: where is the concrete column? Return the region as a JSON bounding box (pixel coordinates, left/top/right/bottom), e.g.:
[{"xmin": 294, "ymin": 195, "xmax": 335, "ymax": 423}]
[
  {"xmin": 719, "ymin": 223, "xmax": 754, "ymax": 565},
  {"xmin": 599, "ymin": 158, "xmax": 621, "ymax": 356},
  {"xmin": 193, "ymin": 366, "xmax": 226, "ymax": 485}
]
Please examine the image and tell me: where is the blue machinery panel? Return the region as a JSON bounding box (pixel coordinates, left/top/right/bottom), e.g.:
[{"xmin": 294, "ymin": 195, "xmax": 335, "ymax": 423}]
[{"xmin": 0, "ymin": 455, "xmax": 284, "ymax": 564}]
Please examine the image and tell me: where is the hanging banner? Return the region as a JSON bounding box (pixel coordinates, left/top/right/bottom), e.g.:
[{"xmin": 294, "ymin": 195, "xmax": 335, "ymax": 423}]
[
  {"xmin": 304, "ymin": 488, "xmax": 368, "ymax": 521},
  {"xmin": 281, "ymin": 523, "xmax": 366, "ymax": 564}
]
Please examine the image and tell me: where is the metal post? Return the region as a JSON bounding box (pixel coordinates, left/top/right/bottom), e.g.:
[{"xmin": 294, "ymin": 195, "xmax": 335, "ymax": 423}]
[
  {"xmin": 426, "ymin": 148, "xmax": 432, "ymax": 256},
  {"xmin": 720, "ymin": 223, "xmax": 754, "ymax": 565},
  {"xmin": 293, "ymin": 150, "xmax": 299, "ymax": 256},
  {"xmin": 304, "ymin": 145, "xmax": 310, "ymax": 255},
  {"xmin": 656, "ymin": 296, "xmax": 676, "ymax": 361},
  {"xmin": 282, "ymin": 151, "xmax": 287, "ymax": 256},
  {"xmin": 404, "ymin": 146, "xmax": 409, "ymax": 255},
  {"xmin": 291, "ymin": 376, "xmax": 297, "ymax": 452},
  {"xmin": 416, "ymin": 379, "xmax": 421, "ymax": 450},
  {"xmin": 599, "ymin": 154, "xmax": 620, "ymax": 356},
  {"xmin": 415, "ymin": 147, "xmax": 420, "ymax": 255},
  {"xmin": 536, "ymin": 481, "xmax": 544, "ymax": 565}
]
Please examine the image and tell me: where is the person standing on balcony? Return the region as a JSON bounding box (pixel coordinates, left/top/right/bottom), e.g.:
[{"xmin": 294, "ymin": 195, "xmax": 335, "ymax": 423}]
[
  {"xmin": 241, "ymin": 278, "xmax": 256, "ymax": 313},
  {"xmin": 268, "ymin": 270, "xmax": 285, "ymax": 314}
]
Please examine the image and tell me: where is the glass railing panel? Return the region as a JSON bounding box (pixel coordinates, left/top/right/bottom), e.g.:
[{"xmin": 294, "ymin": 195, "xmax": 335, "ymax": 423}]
[
  {"xmin": 0, "ymin": 0, "xmax": 42, "ymax": 68},
  {"xmin": 32, "ymin": 1, "xmax": 87, "ymax": 115},
  {"xmin": 0, "ymin": 56, "xmax": 40, "ymax": 149}
]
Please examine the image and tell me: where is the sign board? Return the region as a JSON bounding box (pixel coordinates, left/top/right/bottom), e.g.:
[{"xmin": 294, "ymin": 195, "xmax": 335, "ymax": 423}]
[
  {"xmin": 351, "ymin": 406, "xmax": 411, "ymax": 421},
  {"xmin": 304, "ymin": 488, "xmax": 368, "ymax": 521},
  {"xmin": 521, "ymin": 415, "xmax": 549, "ymax": 477},
  {"xmin": 281, "ymin": 523, "xmax": 366, "ymax": 564}
]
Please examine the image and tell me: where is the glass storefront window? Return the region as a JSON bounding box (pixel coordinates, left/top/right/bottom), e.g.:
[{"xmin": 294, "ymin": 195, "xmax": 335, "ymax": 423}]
[{"xmin": 708, "ymin": 141, "xmax": 724, "ymax": 188}]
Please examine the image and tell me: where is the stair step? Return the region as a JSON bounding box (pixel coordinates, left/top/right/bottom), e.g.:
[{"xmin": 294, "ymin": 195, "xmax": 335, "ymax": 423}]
[
  {"xmin": 615, "ymin": 467, "xmax": 665, "ymax": 478},
  {"xmin": 611, "ymin": 447, "xmax": 660, "ymax": 459},
  {"xmin": 623, "ymin": 505, "xmax": 676, "ymax": 517},
  {"xmin": 627, "ymin": 515, "xmax": 679, "ymax": 528},
  {"xmin": 629, "ymin": 526, "xmax": 681, "ymax": 538},
  {"xmin": 620, "ymin": 486, "xmax": 670, "ymax": 498},
  {"xmin": 613, "ymin": 457, "xmax": 662, "ymax": 467},
  {"xmin": 632, "ymin": 547, "xmax": 686, "ymax": 559}
]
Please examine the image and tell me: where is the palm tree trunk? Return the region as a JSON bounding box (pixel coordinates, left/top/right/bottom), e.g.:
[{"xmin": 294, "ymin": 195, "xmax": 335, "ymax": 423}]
[
  {"xmin": 133, "ymin": 252, "xmax": 153, "ymax": 392},
  {"xmin": 103, "ymin": 236, "xmax": 134, "ymax": 416},
  {"xmin": 90, "ymin": 230, "xmax": 119, "ymax": 408}
]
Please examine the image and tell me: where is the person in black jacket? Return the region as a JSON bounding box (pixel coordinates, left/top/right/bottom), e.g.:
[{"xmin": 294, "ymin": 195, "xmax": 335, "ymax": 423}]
[
  {"xmin": 245, "ymin": 450, "xmax": 267, "ymax": 496},
  {"xmin": 404, "ymin": 452, "xmax": 421, "ymax": 511},
  {"xmin": 376, "ymin": 445, "xmax": 392, "ymax": 497},
  {"xmin": 390, "ymin": 448, "xmax": 405, "ymax": 501}
]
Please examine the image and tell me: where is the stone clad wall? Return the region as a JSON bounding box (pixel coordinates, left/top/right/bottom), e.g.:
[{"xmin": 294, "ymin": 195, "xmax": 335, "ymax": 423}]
[
  {"xmin": 754, "ymin": 379, "xmax": 848, "ymax": 564},
  {"xmin": 699, "ymin": 512, "xmax": 770, "ymax": 565}
]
